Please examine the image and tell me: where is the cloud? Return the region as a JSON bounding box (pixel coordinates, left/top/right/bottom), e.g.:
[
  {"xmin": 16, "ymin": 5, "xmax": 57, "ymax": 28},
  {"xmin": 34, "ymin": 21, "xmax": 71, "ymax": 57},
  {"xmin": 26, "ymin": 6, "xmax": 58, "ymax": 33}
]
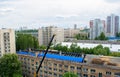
[
  {"xmin": 104, "ymin": 0, "xmax": 120, "ymax": 3},
  {"xmin": 0, "ymin": 0, "xmax": 120, "ymax": 29}
]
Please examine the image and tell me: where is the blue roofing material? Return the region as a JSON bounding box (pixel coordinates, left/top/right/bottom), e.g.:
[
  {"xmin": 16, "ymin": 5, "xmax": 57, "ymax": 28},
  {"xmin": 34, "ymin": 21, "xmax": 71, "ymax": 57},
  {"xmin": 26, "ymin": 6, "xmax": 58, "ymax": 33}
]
[
  {"xmin": 38, "ymin": 53, "xmax": 83, "ymax": 63},
  {"xmin": 108, "ymin": 37, "xmax": 120, "ymax": 40},
  {"xmin": 17, "ymin": 51, "xmax": 36, "ymax": 56},
  {"xmin": 17, "ymin": 51, "xmax": 83, "ymax": 63}
]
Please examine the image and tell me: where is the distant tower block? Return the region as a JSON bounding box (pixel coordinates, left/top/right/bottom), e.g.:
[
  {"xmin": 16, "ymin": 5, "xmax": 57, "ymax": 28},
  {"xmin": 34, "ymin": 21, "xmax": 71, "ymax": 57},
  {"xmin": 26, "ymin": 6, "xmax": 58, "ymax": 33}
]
[{"xmin": 74, "ymin": 24, "xmax": 77, "ymax": 29}]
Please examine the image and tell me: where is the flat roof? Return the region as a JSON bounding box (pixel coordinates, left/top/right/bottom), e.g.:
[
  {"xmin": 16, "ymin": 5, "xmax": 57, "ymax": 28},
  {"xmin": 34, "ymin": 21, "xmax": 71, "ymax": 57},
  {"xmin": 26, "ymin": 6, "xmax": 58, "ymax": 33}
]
[{"xmin": 17, "ymin": 51, "xmax": 83, "ymax": 63}]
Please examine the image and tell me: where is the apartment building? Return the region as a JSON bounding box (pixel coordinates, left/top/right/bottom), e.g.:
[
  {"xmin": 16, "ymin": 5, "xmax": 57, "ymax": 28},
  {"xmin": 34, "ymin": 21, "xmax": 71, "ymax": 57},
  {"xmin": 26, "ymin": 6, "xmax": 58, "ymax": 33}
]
[
  {"xmin": 17, "ymin": 51, "xmax": 120, "ymax": 77},
  {"xmin": 90, "ymin": 19, "xmax": 106, "ymax": 39},
  {"xmin": 0, "ymin": 29, "xmax": 16, "ymax": 57},
  {"xmin": 38, "ymin": 26, "xmax": 64, "ymax": 46},
  {"xmin": 107, "ymin": 14, "xmax": 119, "ymax": 37}
]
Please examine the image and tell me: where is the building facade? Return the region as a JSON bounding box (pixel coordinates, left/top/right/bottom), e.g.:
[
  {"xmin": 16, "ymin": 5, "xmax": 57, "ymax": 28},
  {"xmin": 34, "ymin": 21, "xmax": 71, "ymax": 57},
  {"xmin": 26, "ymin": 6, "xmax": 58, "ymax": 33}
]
[
  {"xmin": 90, "ymin": 19, "xmax": 105, "ymax": 39},
  {"xmin": 17, "ymin": 51, "xmax": 120, "ymax": 77},
  {"xmin": 0, "ymin": 29, "xmax": 16, "ymax": 57},
  {"xmin": 38, "ymin": 26, "xmax": 64, "ymax": 46},
  {"xmin": 107, "ymin": 14, "xmax": 119, "ymax": 37}
]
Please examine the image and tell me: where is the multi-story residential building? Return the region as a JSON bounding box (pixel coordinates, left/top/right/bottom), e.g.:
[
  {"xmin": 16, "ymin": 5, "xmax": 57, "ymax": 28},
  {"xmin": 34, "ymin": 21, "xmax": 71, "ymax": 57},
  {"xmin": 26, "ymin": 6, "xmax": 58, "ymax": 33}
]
[
  {"xmin": 107, "ymin": 14, "xmax": 119, "ymax": 37},
  {"xmin": 90, "ymin": 19, "xmax": 105, "ymax": 39},
  {"xmin": 17, "ymin": 51, "xmax": 120, "ymax": 77},
  {"xmin": 38, "ymin": 26, "xmax": 64, "ymax": 46},
  {"xmin": 64, "ymin": 28, "xmax": 80, "ymax": 38},
  {"xmin": 64, "ymin": 24, "xmax": 80, "ymax": 39},
  {"xmin": 0, "ymin": 28, "xmax": 16, "ymax": 57}
]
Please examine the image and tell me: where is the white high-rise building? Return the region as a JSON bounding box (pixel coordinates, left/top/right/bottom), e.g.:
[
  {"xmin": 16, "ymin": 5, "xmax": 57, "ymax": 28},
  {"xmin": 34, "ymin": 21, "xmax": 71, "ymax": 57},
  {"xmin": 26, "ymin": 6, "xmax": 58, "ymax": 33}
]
[
  {"xmin": 90, "ymin": 19, "xmax": 105, "ymax": 39},
  {"xmin": 38, "ymin": 26, "xmax": 64, "ymax": 46},
  {"xmin": 0, "ymin": 29, "xmax": 16, "ymax": 57}
]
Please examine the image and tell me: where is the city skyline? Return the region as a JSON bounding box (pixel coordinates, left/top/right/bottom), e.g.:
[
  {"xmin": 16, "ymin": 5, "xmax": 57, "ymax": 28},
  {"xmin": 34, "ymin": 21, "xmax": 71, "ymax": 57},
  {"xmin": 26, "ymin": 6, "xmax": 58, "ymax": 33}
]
[{"xmin": 0, "ymin": 0, "xmax": 120, "ymax": 29}]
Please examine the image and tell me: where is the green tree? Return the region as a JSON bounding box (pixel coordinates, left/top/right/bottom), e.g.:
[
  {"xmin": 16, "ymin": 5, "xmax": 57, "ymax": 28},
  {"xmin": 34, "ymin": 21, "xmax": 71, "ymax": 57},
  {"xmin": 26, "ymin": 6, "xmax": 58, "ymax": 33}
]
[
  {"xmin": 93, "ymin": 45, "xmax": 110, "ymax": 55},
  {"xmin": 53, "ymin": 43, "xmax": 63, "ymax": 51},
  {"xmin": 75, "ymin": 33, "xmax": 88, "ymax": 40},
  {"xmin": 39, "ymin": 45, "xmax": 47, "ymax": 50},
  {"xmin": 62, "ymin": 72, "xmax": 78, "ymax": 77},
  {"xmin": 69, "ymin": 43, "xmax": 78, "ymax": 52},
  {"xmin": 95, "ymin": 32, "xmax": 108, "ymax": 40},
  {"xmin": 116, "ymin": 32, "xmax": 120, "ymax": 37},
  {"xmin": 0, "ymin": 54, "xmax": 22, "ymax": 77},
  {"xmin": 16, "ymin": 34, "xmax": 39, "ymax": 51}
]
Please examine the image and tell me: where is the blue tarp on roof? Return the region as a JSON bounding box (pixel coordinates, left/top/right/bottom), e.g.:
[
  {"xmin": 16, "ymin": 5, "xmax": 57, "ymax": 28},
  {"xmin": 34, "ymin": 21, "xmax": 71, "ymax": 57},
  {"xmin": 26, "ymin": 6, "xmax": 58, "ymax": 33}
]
[
  {"xmin": 17, "ymin": 51, "xmax": 83, "ymax": 63},
  {"xmin": 37, "ymin": 53, "xmax": 83, "ymax": 63},
  {"xmin": 17, "ymin": 51, "xmax": 36, "ymax": 56},
  {"xmin": 108, "ymin": 37, "xmax": 120, "ymax": 40}
]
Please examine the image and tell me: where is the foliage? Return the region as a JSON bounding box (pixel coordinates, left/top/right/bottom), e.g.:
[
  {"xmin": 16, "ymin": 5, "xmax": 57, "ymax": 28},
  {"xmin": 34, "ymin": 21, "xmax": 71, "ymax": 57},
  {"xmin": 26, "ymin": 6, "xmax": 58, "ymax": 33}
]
[
  {"xmin": 95, "ymin": 32, "xmax": 108, "ymax": 40},
  {"xmin": 16, "ymin": 34, "xmax": 39, "ymax": 51},
  {"xmin": 75, "ymin": 33, "xmax": 88, "ymax": 40},
  {"xmin": 116, "ymin": 32, "xmax": 120, "ymax": 37},
  {"xmin": 109, "ymin": 52, "xmax": 120, "ymax": 57},
  {"xmin": 16, "ymin": 29, "xmax": 38, "ymax": 33},
  {"xmin": 53, "ymin": 43, "xmax": 112, "ymax": 56},
  {"xmin": 53, "ymin": 43, "xmax": 67, "ymax": 51},
  {"xmin": 62, "ymin": 72, "xmax": 78, "ymax": 77},
  {"xmin": 53, "ymin": 43, "xmax": 120, "ymax": 57},
  {"xmin": 39, "ymin": 45, "xmax": 47, "ymax": 50},
  {"xmin": 0, "ymin": 54, "xmax": 22, "ymax": 77}
]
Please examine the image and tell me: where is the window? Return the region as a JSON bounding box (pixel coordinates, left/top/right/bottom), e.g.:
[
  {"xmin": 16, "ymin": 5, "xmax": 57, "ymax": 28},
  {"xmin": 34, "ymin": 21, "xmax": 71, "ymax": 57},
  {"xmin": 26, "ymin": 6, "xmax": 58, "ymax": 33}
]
[
  {"xmin": 54, "ymin": 68, "xmax": 57, "ymax": 72},
  {"xmin": 59, "ymin": 69, "xmax": 62, "ymax": 72},
  {"xmin": 48, "ymin": 62, "xmax": 52, "ymax": 66},
  {"xmin": 49, "ymin": 72, "xmax": 52, "ymax": 76},
  {"xmin": 44, "ymin": 71, "xmax": 47, "ymax": 75},
  {"xmin": 36, "ymin": 62, "xmax": 38, "ymax": 65},
  {"xmin": 99, "ymin": 73, "xmax": 102, "ymax": 77},
  {"xmin": 90, "ymin": 75, "xmax": 95, "ymax": 77},
  {"xmin": 44, "ymin": 66, "xmax": 48, "ymax": 70},
  {"xmin": 59, "ymin": 74, "xmax": 62, "ymax": 77},
  {"xmin": 70, "ymin": 66, "xmax": 75, "ymax": 70},
  {"xmin": 31, "ymin": 59, "xmax": 34, "ymax": 62},
  {"xmin": 106, "ymin": 71, "xmax": 111, "ymax": 75},
  {"xmin": 77, "ymin": 67, "xmax": 81, "ymax": 71},
  {"xmin": 83, "ymin": 74, "xmax": 88, "ymax": 77},
  {"xmin": 54, "ymin": 73, "xmax": 57, "ymax": 77},
  {"xmin": 64, "ymin": 70, "xmax": 68, "ymax": 72},
  {"xmin": 32, "ymin": 64, "xmax": 34, "ymax": 66},
  {"xmin": 83, "ymin": 68, "xmax": 88, "ymax": 72},
  {"xmin": 54, "ymin": 63, "xmax": 57, "ymax": 67},
  {"xmin": 114, "ymin": 72, "xmax": 120, "ymax": 77},
  {"xmin": 32, "ymin": 68, "xmax": 34, "ymax": 70},
  {"xmin": 49, "ymin": 67, "xmax": 52, "ymax": 70},
  {"xmin": 64, "ymin": 65, "xmax": 68, "ymax": 68},
  {"xmin": 77, "ymin": 73, "xmax": 81, "ymax": 77},
  {"xmin": 59, "ymin": 64, "xmax": 62, "ymax": 67},
  {"xmin": 91, "ymin": 69, "xmax": 96, "ymax": 73}
]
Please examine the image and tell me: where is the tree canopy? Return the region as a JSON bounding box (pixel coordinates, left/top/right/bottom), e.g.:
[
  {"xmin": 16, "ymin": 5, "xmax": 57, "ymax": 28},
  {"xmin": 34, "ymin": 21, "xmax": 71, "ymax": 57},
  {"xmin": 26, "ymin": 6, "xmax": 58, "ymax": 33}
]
[
  {"xmin": 16, "ymin": 34, "xmax": 39, "ymax": 51},
  {"xmin": 0, "ymin": 54, "xmax": 22, "ymax": 77},
  {"xmin": 53, "ymin": 43, "xmax": 115, "ymax": 56},
  {"xmin": 62, "ymin": 72, "xmax": 78, "ymax": 77},
  {"xmin": 116, "ymin": 32, "xmax": 120, "ymax": 37},
  {"xmin": 75, "ymin": 33, "xmax": 88, "ymax": 40},
  {"xmin": 95, "ymin": 32, "xmax": 108, "ymax": 40}
]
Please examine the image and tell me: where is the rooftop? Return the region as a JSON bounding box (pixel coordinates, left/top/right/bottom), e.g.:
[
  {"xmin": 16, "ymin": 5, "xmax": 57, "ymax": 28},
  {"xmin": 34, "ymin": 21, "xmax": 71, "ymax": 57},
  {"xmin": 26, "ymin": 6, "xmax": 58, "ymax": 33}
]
[{"xmin": 17, "ymin": 51, "xmax": 83, "ymax": 63}]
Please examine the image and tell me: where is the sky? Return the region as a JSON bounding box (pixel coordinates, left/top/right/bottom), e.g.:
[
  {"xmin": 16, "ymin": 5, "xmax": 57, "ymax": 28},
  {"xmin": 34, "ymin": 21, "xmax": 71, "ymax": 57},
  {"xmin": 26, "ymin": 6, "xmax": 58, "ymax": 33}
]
[{"xmin": 0, "ymin": 0, "xmax": 120, "ymax": 29}]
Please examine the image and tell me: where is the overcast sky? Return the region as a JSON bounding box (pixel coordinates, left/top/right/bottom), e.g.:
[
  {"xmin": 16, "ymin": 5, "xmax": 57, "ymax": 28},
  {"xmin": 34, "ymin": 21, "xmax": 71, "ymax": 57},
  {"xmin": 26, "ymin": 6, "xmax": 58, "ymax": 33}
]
[{"xmin": 0, "ymin": 0, "xmax": 120, "ymax": 29}]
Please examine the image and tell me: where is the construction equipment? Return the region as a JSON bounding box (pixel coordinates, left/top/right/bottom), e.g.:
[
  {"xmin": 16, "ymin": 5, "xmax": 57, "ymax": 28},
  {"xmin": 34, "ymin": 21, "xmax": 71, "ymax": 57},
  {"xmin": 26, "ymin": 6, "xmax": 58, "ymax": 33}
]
[{"xmin": 34, "ymin": 34, "xmax": 55, "ymax": 77}]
